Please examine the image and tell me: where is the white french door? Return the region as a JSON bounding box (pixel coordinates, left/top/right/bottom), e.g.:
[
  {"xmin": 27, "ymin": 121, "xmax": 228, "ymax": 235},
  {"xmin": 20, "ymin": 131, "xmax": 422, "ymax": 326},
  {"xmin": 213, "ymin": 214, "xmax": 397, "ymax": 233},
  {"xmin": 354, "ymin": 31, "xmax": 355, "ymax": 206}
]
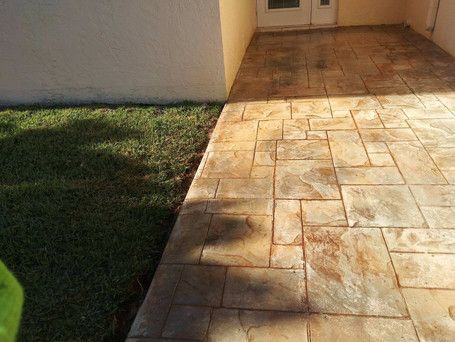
[{"xmin": 257, "ymin": 0, "xmax": 338, "ymax": 28}]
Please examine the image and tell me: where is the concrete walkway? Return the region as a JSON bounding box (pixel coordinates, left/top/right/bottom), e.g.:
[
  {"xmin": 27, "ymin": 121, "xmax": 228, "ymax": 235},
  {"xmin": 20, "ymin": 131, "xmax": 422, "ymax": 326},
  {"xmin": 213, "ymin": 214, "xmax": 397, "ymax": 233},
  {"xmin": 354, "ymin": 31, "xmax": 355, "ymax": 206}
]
[{"xmin": 129, "ymin": 26, "xmax": 455, "ymax": 341}]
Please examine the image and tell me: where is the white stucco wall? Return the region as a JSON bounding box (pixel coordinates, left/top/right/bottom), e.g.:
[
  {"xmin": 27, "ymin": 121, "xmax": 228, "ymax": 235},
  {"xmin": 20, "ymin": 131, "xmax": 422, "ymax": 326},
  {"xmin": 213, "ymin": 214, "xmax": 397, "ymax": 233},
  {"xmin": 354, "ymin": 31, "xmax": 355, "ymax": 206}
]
[
  {"xmin": 0, "ymin": 0, "xmax": 227, "ymax": 105},
  {"xmin": 219, "ymin": 0, "xmax": 257, "ymax": 93},
  {"xmin": 338, "ymin": 0, "xmax": 406, "ymax": 26},
  {"xmin": 405, "ymin": 0, "xmax": 455, "ymax": 57}
]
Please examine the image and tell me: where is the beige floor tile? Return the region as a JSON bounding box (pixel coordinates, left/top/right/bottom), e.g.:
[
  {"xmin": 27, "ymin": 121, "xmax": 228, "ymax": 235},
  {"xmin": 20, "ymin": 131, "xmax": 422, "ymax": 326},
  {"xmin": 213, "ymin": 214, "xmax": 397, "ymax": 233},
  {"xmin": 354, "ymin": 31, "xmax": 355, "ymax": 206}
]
[
  {"xmin": 186, "ymin": 179, "xmax": 219, "ymax": 199},
  {"xmin": 161, "ymin": 214, "xmax": 211, "ymax": 264},
  {"xmin": 427, "ymin": 147, "xmax": 455, "ymax": 180},
  {"xmin": 174, "ymin": 265, "xmax": 226, "ymax": 306},
  {"xmin": 403, "ymin": 107, "xmax": 454, "ymax": 119},
  {"xmin": 283, "ymin": 119, "xmax": 309, "ymax": 139},
  {"xmin": 212, "ymin": 120, "xmax": 258, "ymax": 142},
  {"xmin": 129, "ymin": 264, "xmax": 183, "ymax": 338},
  {"xmin": 253, "ymin": 151, "xmax": 276, "ymax": 166},
  {"xmin": 388, "ymin": 141, "xmax": 446, "ymax": 184},
  {"xmin": 351, "ymin": 109, "xmax": 384, "ymax": 128},
  {"xmin": 360, "ymin": 128, "xmax": 417, "ymax": 142},
  {"xmin": 310, "ymin": 315, "xmax": 418, "ymax": 342},
  {"xmin": 256, "ymin": 140, "xmax": 276, "ymax": 151},
  {"xmin": 206, "ymin": 141, "xmax": 256, "ymax": 152},
  {"xmin": 305, "ymin": 227, "xmax": 408, "ymax": 316},
  {"xmin": 420, "ymin": 206, "xmax": 455, "ymax": 228},
  {"xmin": 243, "ymin": 102, "xmax": 291, "ymax": 120},
  {"xmin": 271, "ymin": 245, "xmax": 304, "ymax": 269},
  {"xmin": 402, "ymin": 288, "xmax": 455, "ymax": 341},
  {"xmin": 250, "ymin": 166, "xmax": 274, "ymax": 179},
  {"xmin": 363, "ymin": 73, "xmax": 407, "ymax": 89},
  {"xmin": 376, "ymin": 91, "xmax": 424, "ymax": 109},
  {"xmin": 364, "ymin": 141, "xmax": 389, "ymax": 153},
  {"xmin": 324, "ymin": 76, "xmax": 367, "ymax": 95},
  {"xmin": 207, "ymin": 309, "xmax": 309, "ymax": 342},
  {"xmin": 383, "ymin": 228, "xmax": 455, "ymax": 253},
  {"xmin": 202, "ymin": 151, "xmax": 253, "ymax": 178},
  {"xmin": 391, "ymin": 253, "xmax": 455, "ymax": 289},
  {"xmin": 342, "ymin": 185, "xmax": 426, "ymax": 227},
  {"xmin": 407, "ymin": 119, "xmax": 455, "ymax": 148},
  {"xmin": 274, "ymin": 199, "xmax": 303, "ymax": 244},
  {"xmin": 369, "ymin": 153, "xmax": 396, "ymax": 166},
  {"xmin": 410, "ymin": 185, "xmax": 455, "ymax": 206},
  {"xmin": 277, "ymin": 140, "xmax": 331, "ymax": 160},
  {"xmin": 206, "ymin": 199, "xmax": 273, "ymax": 215},
  {"xmin": 328, "ymin": 130, "xmax": 369, "ymax": 167},
  {"xmin": 329, "ymin": 95, "xmax": 382, "ymax": 111},
  {"xmin": 307, "ymin": 130, "xmax": 328, "ymax": 139},
  {"xmin": 201, "ymin": 215, "xmax": 272, "ymax": 267},
  {"xmin": 336, "ymin": 167, "xmax": 404, "ymax": 184},
  {"xmin": 301, "ymin": 200, "xmax": 347, "ymax": 226},
  {"xmin": 217, "ymin": 178, "xmax": 273, "ymax": 199},
  {"xmin": 292, "ymin": 98, "xmax": 332, "ymax": 118},
  {"xmin": 223, "ymin": 267, "xmax": 307, "ymax": 311},
  {"xmin": 377, "ymin": 108, "xmax": 409, "ymax": 128},
  {"xmin": 309, "ymin": 117, "xmax": 356, "ymax": 130},
  {"xmin": 258, "ymin": 120, "xmax": 283, "ymax": 140},
  {"xmin": 275, "ymin": 160, "xmax": 340, "ymax": 199},
  {"xmin": 162, "ymin": 305, "xmax": 211, "ymax": 340}
]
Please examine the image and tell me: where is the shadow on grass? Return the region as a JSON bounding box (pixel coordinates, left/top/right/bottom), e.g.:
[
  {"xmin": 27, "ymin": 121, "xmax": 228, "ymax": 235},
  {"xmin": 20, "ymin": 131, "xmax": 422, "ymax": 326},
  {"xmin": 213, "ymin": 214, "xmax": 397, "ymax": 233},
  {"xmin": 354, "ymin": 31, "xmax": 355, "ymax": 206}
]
[{"xmin": 0, "ymin": 111, "xmax": 213, "ymax": 340}]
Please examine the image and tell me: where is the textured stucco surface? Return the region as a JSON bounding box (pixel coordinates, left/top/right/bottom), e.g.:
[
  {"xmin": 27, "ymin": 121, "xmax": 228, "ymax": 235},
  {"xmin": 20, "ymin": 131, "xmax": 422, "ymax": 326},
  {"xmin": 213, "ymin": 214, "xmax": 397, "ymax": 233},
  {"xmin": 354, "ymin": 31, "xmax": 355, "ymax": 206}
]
[
  {"xmin": 405, "ymin": 0, "xmax": 455, "ymax": 56},
  {"xmin": 0, "ymin": 0, "xmax": 227, "ymax": 105},
  {"xmin": 219, "ymin": 0, "xmax": 257, "ymax": 93},
  {"xmin": 338, "ymin": 0, "xmax": 406, "ymax": 26}
]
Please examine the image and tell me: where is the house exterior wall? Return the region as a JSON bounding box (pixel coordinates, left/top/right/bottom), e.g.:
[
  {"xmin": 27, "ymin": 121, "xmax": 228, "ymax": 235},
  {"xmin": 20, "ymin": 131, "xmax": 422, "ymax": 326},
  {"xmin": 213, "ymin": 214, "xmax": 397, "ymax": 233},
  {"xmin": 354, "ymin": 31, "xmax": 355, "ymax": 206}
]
[
  {"xmin": 0, "ymin": 0, "xmax": 227, "ymax": 106},
  {"xmin": 338, "ymin": 0, "xmax": 406, "ymax": 26},
  {"xmin": 219, "ymin": 0, "xmax": 257, "ymax": 94},
  {"xmin": 405, "ymin": 0, "xmax": 455, "ymax": 56}
]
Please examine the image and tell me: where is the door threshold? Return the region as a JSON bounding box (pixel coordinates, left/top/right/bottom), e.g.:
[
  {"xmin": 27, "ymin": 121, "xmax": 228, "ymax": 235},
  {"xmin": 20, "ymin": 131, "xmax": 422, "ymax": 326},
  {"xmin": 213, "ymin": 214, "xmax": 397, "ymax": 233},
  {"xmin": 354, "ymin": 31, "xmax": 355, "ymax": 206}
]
[{"xmin": 257, "ymin": 23, "xmax": 338, "ymax": 33}]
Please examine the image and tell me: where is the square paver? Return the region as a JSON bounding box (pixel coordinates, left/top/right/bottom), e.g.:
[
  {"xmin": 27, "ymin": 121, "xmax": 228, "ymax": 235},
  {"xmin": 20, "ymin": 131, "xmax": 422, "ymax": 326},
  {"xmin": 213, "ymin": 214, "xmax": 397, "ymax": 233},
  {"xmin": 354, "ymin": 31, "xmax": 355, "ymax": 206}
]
[
  {"xmin": 202, "ymin": 151, "xmax": 253, "ymax": 178},
  {"xmin": 305, "ymin": 227, "xmax": 408, "ymax": 316},
  {"xmin": 201, "ymin": 215, "xmax": 272, "ymax": 267},
  {"xmin": 275, "ymin": 160, "xmax": 340, "ymax": 199},
  {"xmin": 162, "ymin": 305, "xmax": 211, "ymax": 340},
  {"xmin": 301, "ymin": 200, "xmax": 347, "ymax": 226},
  {"xmin": 223, "ymin": 267, "xmax": 307, "ymax": 311},
  {"xmin": 208, "ymin": 309, "xmax": 309, "ymax": 341},
  {"xmin": 342, "ymin": 185, "xmax": 426, "ymax": 227}
]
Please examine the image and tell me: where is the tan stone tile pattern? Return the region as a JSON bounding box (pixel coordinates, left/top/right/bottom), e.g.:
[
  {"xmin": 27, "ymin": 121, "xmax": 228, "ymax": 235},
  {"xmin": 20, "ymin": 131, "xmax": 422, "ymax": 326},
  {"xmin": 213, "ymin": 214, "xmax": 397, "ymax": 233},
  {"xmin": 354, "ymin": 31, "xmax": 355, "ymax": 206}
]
[
  {"xmin": 328, "ymin": 130, "xmax": 369, "ymax": 167},
  {"xmin": 336, "ymin": 167, "xmax": 404, "ymax": 184},
  {"xmin": 208, "ymin": 309, "xmax": 309, "ymax": 341},
  {"xmin": 342, "ymin": 185, "xmax": 426, "ymax": 227},
  {"xmin": 277, "ymin": 139, "xmax": 331, "ymax": 160},
  {"xmin": 243, "ymin": 102, "xmax": 291, "ymax": 120},
  {"xmin": 270, "ymin": 245, "xmax": 304, "ymax": 269},
  {"xmin": 162, "ymin": 305, "xmax": 211, "ymax": 340},
  {"xmin": 283, "ymin": 119, "xmax": 309, "ymax": 139},
  {"xmin": 223, "ymin": 267, "xmax": 307, "ymax": 311},
  {"xmin": 391, "ymin": 253, "xmax": 455, "ymax": 289},
  {"xmin": 309, "ymin": 117, "xmax": 356, "ymax": 130},
  {"xmin": 402, "ymin": 289, "xmax": 455, "ymax": 341},
  {"xmin": 274, "ymin": 199, "xmax": 303, "ymax": 244},
  {"xmin": 305, "ymin": 227, "xmax": 408, "ymax": 316},
  {"xmin": 217, "ymin": 178, "xmax": 273, "ymax": 198},
  {"xmin": 388, "ymin": 141, "xmax": 446, "ymax": 184},
  {"xmin": 310, "ymin": 315, "xmax": 418, "ymax": 342},
  {"xmin": 131, "ymin": 26, "xmax": 455, "ymax": 341},
  {"xmin": 202, "ymin": 151, "xmax": 253, "ymax": 178},
  {"xmin": 174, "ymin": 265, "xmax": 226, "ymax": 306},
  {"xmin": 275, "ymin": 160, "xmax": 340, "ymax": 199},
  {"xmin": 301, "ymin": 200, "xmax": 347, "ymax": 226},
  {"xmin": 383, "ymin": 228, "xmax": 455, "ymax": 253},
  {"xmin": 201, "ymin": 215, "xmax": 272, "ymax": 267}
]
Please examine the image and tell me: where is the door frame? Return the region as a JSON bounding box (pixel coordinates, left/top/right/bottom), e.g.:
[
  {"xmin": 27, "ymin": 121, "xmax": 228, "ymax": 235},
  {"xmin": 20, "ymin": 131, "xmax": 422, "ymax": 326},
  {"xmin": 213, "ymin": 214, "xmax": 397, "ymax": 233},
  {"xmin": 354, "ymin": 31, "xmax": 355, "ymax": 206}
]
[{"xmin": 257, "ymin": 0, "xmax": 339, "ymax": 31}]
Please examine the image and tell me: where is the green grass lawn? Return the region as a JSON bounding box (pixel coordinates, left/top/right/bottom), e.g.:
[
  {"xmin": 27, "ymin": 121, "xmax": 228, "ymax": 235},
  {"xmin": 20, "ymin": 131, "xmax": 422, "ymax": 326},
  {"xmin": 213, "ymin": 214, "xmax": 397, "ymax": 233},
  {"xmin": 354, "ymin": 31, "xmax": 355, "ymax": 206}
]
[{"xmin": 0, "ymin": 103, "xmax": 222, "ymax": 340}]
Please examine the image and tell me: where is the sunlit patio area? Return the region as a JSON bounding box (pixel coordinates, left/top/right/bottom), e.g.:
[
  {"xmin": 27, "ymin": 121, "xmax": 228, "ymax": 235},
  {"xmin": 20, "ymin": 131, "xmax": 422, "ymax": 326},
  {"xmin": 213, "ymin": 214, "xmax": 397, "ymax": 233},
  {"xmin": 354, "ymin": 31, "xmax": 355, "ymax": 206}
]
[{"xmin": 129, "ymin": 25, "xmax": 455, "ymax": 341}]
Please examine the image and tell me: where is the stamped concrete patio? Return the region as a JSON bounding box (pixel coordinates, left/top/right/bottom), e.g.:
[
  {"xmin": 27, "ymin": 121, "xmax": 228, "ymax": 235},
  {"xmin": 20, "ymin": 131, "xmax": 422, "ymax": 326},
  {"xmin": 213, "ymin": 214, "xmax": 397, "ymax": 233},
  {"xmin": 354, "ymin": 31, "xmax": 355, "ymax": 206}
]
[{"xmin": 129, "ymin": 25, "xmax": 455, "ymax": 341}]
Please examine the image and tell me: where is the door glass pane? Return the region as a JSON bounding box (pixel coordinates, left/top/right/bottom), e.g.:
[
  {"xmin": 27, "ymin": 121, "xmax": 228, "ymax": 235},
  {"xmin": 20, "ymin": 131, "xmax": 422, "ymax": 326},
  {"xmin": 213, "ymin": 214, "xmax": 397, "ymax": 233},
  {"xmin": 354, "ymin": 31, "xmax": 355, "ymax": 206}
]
[
  {"xmin": 320, "ymin": 0, "xmax": 331, "ymax": 6},
  {"xmin": 268, "ymin": 0, "xmax": 300, "ymax": 10}
]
